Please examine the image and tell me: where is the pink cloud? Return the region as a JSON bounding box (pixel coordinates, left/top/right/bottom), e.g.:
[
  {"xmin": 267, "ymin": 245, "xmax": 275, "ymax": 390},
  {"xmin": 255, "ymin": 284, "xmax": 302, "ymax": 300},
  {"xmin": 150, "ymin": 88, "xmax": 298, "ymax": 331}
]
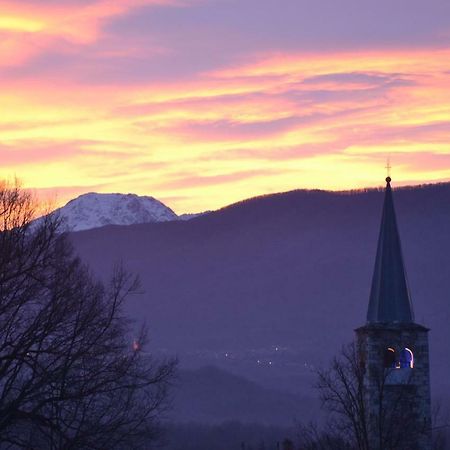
[{"xmin": 158, "ymin": 169, "xmax": 280, "ymax": 189}]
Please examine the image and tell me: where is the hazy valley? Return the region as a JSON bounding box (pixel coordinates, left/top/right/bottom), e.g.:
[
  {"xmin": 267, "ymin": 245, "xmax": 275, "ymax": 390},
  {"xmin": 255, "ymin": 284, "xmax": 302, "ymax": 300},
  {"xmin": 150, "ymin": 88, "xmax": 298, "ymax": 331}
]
[{"xmin": 63, "ymin": 182, "xmax": 450, "ymax": 434}]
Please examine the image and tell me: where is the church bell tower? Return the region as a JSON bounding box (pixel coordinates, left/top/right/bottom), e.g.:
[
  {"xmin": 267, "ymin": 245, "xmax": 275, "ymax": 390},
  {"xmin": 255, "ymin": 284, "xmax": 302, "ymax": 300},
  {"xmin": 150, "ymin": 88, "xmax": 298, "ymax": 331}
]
[{"xmin": 356, "ymin": 177, "xmax": 431, "ymax": 450}]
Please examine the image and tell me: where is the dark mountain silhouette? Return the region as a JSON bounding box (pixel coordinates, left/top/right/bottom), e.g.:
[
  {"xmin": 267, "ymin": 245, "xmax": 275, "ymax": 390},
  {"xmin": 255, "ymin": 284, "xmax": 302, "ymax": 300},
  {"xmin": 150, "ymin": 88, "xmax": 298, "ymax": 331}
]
[{"xmin": 70, "ymin": 182, "xmax": 450, "ymax": 407}]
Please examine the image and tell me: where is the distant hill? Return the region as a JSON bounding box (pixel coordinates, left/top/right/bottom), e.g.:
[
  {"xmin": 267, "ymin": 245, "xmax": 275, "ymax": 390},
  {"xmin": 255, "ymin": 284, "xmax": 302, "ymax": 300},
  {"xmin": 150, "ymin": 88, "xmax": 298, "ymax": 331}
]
[
  {"xmin": 171, "ymin": 365, "xmax": 313, "ymax": 425},
  {"xmin": 69, "ymin": 182, "xmax": 450, "ymax": 404}
]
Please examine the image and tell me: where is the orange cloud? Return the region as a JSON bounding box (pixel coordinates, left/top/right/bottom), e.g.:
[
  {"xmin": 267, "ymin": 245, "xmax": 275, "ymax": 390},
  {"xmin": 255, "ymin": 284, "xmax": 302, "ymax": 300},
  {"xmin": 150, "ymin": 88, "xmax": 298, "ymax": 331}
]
[
  {"xmin": 0, "ymin": 0, "xmax": 181, "ymax": 67},
  {"xmin": 0, "ymin": 6, "xmax": 449, "ymax": 215}
]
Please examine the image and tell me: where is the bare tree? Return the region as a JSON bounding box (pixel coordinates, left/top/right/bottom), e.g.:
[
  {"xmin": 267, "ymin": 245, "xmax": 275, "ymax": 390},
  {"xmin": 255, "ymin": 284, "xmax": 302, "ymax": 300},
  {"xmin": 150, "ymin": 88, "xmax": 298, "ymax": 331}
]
[
  {"xmin": 431, "ymin": 402, "xmax": 450, "ymax": 450},
  {"xmin": 297, "ymin": 422, "xmax": 351, "ymax": 450},
  {"xmin": 298, "ymin": 342, "xmax": 442, "ymax": 450},
  {"xmin": 0, "ymin": 181, "xmax": 176, "ymax": 449}
]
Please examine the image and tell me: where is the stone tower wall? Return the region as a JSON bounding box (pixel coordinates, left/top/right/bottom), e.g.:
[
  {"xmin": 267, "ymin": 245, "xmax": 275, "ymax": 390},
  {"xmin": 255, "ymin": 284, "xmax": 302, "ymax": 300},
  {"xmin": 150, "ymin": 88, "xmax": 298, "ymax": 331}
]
[{"xmin": 356, "ymin": 325, "xmax": 431, "ymax": 450}]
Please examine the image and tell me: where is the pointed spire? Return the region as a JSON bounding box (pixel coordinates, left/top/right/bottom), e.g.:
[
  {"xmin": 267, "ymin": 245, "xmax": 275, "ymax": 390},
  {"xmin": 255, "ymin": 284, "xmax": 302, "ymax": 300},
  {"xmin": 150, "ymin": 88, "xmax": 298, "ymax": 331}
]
[{"xmin": 367, "ymin": 177, "xmax": 415, "ymax": 324}]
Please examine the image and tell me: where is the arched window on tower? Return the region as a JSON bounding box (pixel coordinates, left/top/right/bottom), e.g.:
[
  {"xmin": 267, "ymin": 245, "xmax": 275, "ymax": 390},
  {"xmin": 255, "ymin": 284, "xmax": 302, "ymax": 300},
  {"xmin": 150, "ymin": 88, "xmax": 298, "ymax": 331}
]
[
  {"xmin": 400, "ymin": 348, "xmax": 414, "ymax": 368},
  {"xmin": 384, "ymin": 347, "xmax": 396, "ymax": 368}
]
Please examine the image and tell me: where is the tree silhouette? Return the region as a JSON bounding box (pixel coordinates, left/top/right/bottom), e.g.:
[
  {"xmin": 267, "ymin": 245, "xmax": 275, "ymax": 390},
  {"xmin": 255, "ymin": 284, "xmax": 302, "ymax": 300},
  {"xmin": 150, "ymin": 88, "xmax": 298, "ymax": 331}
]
[
  {"xmin": 298, "ymin": 342, "xmax": 442, "ymax": 450},
  {"xmin": 0, "ymin": 181, "xmax": 175, "ymax": 449}
]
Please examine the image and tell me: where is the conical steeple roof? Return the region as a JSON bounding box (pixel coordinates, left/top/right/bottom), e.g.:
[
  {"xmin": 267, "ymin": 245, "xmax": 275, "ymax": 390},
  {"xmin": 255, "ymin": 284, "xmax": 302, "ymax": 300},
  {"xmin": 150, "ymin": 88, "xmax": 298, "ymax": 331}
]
[{"xmin": 366, "ymin": 177, "xmax": 415, "ymax": 324}]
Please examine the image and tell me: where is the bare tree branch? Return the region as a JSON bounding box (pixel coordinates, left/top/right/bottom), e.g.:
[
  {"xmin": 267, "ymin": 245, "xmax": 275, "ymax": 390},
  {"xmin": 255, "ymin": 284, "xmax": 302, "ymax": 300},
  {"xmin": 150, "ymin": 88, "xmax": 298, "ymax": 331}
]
[{"xmin": 0, "ymin": 181, "xmax": 176, "ymax": 449}]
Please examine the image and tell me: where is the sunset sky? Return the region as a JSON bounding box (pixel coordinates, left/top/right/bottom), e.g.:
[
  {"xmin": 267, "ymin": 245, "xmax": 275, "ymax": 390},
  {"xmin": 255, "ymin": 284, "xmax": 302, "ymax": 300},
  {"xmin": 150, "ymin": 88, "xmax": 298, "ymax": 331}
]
[{"xmin": 1, "ymin": 0, "xmax": 450, "ymax": 213}]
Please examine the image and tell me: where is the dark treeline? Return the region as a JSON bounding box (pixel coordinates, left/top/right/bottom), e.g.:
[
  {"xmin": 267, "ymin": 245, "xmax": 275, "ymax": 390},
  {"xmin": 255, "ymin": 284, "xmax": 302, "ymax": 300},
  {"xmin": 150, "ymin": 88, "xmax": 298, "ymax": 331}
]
[
  {"xmin": 162, "ymin": 421, "xmax": 295, "ymax": 450},
  {"xmin": 162, "ymin": 420, "xmax": 450, "ymax": 450}
]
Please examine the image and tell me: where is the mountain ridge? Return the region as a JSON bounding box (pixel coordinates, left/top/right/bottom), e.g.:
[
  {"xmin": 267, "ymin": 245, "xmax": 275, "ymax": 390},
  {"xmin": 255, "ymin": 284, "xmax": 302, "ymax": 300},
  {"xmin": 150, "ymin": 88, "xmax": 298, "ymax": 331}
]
[
  {"xmin": 44, "ymin": 181, "xmax": 450, "ymax": 232},
  {"xmin": 69, "ymin": 181, "xmax": 450, "ymax": 406}
]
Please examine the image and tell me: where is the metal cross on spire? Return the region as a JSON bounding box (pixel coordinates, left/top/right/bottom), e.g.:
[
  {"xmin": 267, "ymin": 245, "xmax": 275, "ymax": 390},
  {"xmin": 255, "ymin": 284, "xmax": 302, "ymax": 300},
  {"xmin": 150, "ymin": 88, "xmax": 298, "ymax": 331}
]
[{"xmin": 385, "ymin": 157, "xmax": 392, "ymax": 179}]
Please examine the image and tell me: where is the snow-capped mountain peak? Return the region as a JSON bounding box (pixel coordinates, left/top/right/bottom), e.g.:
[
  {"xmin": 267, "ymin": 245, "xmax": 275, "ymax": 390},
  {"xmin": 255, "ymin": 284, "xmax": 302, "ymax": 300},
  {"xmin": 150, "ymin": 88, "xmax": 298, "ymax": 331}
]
[{"xmin": 52, "ymin": 192, "xmax": 178, "ymax": 232}]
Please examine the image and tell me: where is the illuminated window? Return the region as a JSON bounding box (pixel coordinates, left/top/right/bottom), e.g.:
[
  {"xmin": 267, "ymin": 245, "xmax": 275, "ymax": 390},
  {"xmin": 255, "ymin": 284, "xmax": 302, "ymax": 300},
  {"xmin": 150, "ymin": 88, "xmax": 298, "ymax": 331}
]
[
  {"xmin": 384, "ymin": 347, "xmax": 396, "ymax": 368},
  {"xmin": 400, "ymin": 348, "xmax": 414, "ymax": 368}
]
